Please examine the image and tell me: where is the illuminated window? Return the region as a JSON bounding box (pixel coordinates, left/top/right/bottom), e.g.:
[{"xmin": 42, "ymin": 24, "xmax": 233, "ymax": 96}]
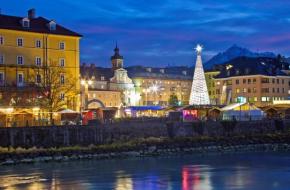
[
  {"xmin": 236, "ymin": 88, "xmax": 240, "ymax": 93},
  {"xmin": 243, "ymin": 88, "xmax": 247, "ymax": 93}
]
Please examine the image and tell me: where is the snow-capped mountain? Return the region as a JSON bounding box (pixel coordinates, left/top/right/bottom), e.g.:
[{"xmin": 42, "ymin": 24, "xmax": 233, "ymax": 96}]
[{"xmin": 205, "ymin": 45, "xmax": 276, "ymax": 68}]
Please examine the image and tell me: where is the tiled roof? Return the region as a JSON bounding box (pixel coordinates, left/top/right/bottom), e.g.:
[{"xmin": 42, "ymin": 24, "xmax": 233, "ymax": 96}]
[
  {"xmin": 215, "ymin": 57, "xmax": 289, "ymax": 78},
  {"xmin": 0, "ymin": 14, "xmax": 82, "ymax": 37},
  {"xmin": 126, "ymin": 66, "xmax": 193, "ymax": 80}
]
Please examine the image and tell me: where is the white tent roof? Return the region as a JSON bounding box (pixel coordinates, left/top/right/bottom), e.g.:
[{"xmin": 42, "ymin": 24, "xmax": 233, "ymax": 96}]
[
  {"xmin": 221, "ymin": 103, "xmax": 244, "ymax": 111},
  {"xmin": 58, "ymin": 109, "xmax": 79, "ymax": 114}
]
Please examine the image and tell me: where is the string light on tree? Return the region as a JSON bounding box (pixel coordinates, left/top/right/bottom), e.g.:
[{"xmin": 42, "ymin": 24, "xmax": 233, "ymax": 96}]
[{"xmin": 189, "ymin": 44, "xmax": 210, "ymax": 105}]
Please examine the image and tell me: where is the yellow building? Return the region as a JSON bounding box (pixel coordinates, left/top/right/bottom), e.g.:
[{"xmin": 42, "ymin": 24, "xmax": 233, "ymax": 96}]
[
  {"xmin": 0, "ymin": 9, "xmax": 81, "ymax": 126},
  {"xmin": 205, "ymin": 70, "xmax": 220, "ymax": 105}
]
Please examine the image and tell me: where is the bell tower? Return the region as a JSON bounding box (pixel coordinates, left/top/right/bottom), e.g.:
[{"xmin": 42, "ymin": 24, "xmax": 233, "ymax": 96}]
[{"xmin": 111, "ymin": 43, "xmax": 123, "ymax": 70}]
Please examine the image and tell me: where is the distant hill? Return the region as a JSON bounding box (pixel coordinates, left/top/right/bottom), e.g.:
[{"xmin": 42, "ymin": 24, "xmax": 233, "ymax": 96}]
[{"xmin": 205, "ymin": 45, "xmax": 276, "ymax": 68}]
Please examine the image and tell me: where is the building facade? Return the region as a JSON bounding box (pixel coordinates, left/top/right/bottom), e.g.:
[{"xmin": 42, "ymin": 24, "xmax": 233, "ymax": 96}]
[
  {"xmin": 214, "ymin": 57, "xmax": 290, "ymax": 107},
  {"xmin": 0, "ymin": 9, "xmax": 81, "ymax": 126}
]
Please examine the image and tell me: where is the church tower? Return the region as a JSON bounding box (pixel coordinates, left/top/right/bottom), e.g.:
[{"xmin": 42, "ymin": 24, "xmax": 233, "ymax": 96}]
[{"xmin": 111, "ymin": 43, "xmax": 124, "ymax": 70}]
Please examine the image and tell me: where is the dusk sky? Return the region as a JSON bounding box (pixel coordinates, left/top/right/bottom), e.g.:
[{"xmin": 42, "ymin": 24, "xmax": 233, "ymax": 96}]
[{"xmin": 2, "ymin": 0, "xmax": 290, "ymax": 67}]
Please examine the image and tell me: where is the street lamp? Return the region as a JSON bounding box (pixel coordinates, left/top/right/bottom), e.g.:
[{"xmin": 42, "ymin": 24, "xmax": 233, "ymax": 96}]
[
  {"xmin": 142, "ymin": 88, "xmax": 150, "ymax": 106},
  {"xmin": 81, "ymin": 78, "xmax": 93, "ymax": 110},
  {"xmin": 150, "ymin": 84, "xmax": 159, "ymax": 105}
]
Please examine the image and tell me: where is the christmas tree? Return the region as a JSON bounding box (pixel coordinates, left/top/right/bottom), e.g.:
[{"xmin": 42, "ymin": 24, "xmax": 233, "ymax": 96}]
[{"xmin": 189, "ymin": 44, "xmax": 210, "ymax": 105}]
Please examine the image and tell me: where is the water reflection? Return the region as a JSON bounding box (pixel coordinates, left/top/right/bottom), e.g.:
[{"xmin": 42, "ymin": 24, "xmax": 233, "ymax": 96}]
[
  {"xmin": 0, "ymin": 153, "xmax": 290, "ymax": 190},
  {"xmin": 182, "ymin": 165, "xmax": 212, "ymax": 190}
]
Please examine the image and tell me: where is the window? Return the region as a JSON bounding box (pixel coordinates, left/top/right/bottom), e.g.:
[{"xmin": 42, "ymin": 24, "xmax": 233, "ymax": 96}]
[
  {"xmin": 277, "ymin": 79, "xmax": 279, "ymax": 84},
  {"xmin": 282, "ymin": 88, "xmax": 285, "ymax": 93},
  {"xmin": 253, "ymin": 78, "xmax": 256, "ymax": 83},
  {"xmin": 0, "ymin": 36, "xmax": 4, "ymax": 45},
  {"xmin": 0, "ymin": 72, "xmax": 4, "ymax": 86},
  {"xmin": 248, "ymin": 79, "xmax": 251, "ymax": 84},
  {"xmin": 243, "ymin": 79, "xmax": 246, "ymax": 84},
  {"xmin": 253, "ymin": 88, "xmax": 257, "ymax": 93},
  {"xmin": 282, "ymin": 79, "xmax": 284, "ymax": 84},
  {"xmin": 235, "ymin": 69, "xmax": 240, "ymax": 75},
  {"xmin": 248, "ymin": 88, "xmax": 251, "ymax": 93},
  {"xmin": 48, "ymin": 21, "xmax": 57, "ymax": 31},
  {"xmin": 277, "ymin": 88, "xmax": 279, "ymax": 93},
  {"xmin": 17, "ymin": 38, "xmax": 23, "ymax": 47},
  {"xmin": 35, "ymin": 40, "xmax": 41, "ymax": 48},
  {"xmin": 22, "ymin": 18, "xmax": 30, "ymax": 28},
  {"xmin": 17, "ymin": 56, "xmax": 24, "ymax": 65},
  {"xmin": 101, "ymin": 76, "xmax": 105, "ymax": 81},
  {"xmin": 36, "ymin": 74, "xmax": 41, "ymax": 83},
  {"xmin": 261, "ymin": 97, "xmax": 267, "ymax": 102},
  {"xmin": 262, "ymin": 88, "xmax": 269, "ymax": 93},
  {"xmin": 243, "ymin": 88, "xmax": 247, "ymax": 93},
  {"xmin": 0, "ymin": 55, "xmax": 4, "ymax": 64},
  {"xmin": 236, "ymin": 88, "xmax": 240, "ymax": 93},
  {"xmin": 60, "ymin": 74, "xmax": 65, "ymax": 84},
  {"xmin": 17, "ymin": 73, "xmax": 24, "ymax": 87},
  {"xmin": 35, "ymin": 57, "xmax": 42, "ymax": 66},
  {"xmin": 60, "ymin": 93, "xmax": 65, "ymax": 101},
  {"xmin": 235, "ymin": 79, "xmax": 239, "ymax": 84},
  {"xmin": 59, "ymin": 58, "xmax": 65, "ymax": 67},
  {"xmin": 216, "ymin": 89, "xmax": 220, "ymax": 94},
  {"xmin": 262, "ymin": 78, "xmax": 270, "ymax": 83},
  {"xmin": 273, "ymin": 88, "xmax": 275, "ymax": 93},
  {"xmin": 272, "ymin": 78, "xmax": 275, "ymax": 83},
  {"xmin": 59, "ymin": 42, "xmax": 65, "ymax": 50}
]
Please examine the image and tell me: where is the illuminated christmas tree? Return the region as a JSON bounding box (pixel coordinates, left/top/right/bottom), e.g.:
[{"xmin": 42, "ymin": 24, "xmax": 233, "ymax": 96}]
[{"xmin": 189, "ymin": 44, "xmax": 210, "ymax": 105}]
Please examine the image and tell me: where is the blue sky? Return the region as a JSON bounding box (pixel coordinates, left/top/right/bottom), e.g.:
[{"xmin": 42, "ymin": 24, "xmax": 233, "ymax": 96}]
[{"xmin": 2, "ymin": 0, "xmax": 290, "ymax": 67}]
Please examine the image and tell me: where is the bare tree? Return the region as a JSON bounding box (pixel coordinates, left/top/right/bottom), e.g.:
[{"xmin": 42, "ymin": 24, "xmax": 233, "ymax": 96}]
[{"xmin": 31, "ymin": 61, "xmax": 77, "ymax": 121}]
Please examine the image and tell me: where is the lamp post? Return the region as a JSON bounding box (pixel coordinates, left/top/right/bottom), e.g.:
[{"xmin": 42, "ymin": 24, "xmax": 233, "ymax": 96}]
[
  {"xmin": 150, "ymin": 84, "xmax": 159, "ymax": 105},
  {"xmin": 142, "ymin": 88, "xmax": 150, "ymax": 106},
  {"xmin": 81, "ymin": 79, "xmax": 92, "ymax": 110}
]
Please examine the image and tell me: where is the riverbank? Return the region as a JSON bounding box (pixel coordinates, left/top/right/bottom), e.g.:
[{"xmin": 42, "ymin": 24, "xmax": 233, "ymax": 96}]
[{"xmin": 1, "ymin": 132, "xmax": 290, "ymax": 165}]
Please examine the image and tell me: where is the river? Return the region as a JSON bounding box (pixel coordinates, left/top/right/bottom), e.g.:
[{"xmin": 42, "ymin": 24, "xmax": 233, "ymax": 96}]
[{"xmin": 1, "ymin": 152, "xmax": 290, "ymax": 190}]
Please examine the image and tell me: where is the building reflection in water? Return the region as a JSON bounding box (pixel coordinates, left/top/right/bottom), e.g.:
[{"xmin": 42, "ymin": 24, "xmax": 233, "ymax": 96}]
[
  {"xmin": 115, "ymin": 171, "xmax": 133, "ymax": 190},
  {"xmin": 182, "ymin": 165, "xmax": 212, "ymax": 190},
  {"xmin": 114, "ymin": 170, "xmax": 171, "ymax": 190}
]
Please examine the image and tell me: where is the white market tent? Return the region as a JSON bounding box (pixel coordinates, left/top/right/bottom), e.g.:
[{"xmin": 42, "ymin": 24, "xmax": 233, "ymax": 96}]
[{"xmin": 221, "ymin": 102, "xmax": 265, "ymax": 121}]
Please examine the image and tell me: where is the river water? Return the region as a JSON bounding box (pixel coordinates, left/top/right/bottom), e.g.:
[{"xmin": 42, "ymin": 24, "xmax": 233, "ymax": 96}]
[{"xmin": 1, "ymin": 152, "xmax": 290, "ymax": 190}]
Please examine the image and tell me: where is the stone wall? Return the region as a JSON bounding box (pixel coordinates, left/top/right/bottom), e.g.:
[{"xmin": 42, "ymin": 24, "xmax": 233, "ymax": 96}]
[{"xmin": 0, "ymin": 119, "xmax": 289, "ymax": 148}]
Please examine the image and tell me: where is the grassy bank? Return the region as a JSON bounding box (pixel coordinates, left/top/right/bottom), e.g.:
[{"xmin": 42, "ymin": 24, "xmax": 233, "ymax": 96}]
[{"xmin": 1, "ymin": 132, "xmax": 290, "ymax": 165}]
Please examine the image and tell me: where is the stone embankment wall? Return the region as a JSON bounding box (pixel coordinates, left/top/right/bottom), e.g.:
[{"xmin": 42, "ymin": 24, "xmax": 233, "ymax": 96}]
[{"xmin": 0, "ymin": 119, "xmax": 289, "ymax": 148}]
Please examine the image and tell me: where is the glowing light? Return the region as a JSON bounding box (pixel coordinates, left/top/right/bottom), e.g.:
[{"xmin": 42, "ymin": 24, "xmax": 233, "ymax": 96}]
[
  {"xmin": 195, "ymin": 44, "xmax": 203, "ymax": 54},
  {"xmin": 88, "ymin": 80, "xmax": 93, "ymax": 85},
  {"xmin": 81, "ymin": 80, "xmax": 85, "ymax": 85},
  {"xmin": 150, "ymin": 85, "xmax": 159, "ymax": 92},
  {"xmin": 226, "ymin": 64, "xmax": 233, "ymax": 70}
]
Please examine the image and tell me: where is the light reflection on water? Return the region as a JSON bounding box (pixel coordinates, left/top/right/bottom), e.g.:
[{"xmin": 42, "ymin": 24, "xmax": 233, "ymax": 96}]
[{"xmin": 1, "ymin": 152, "xmax": 290, "ymax": 190}]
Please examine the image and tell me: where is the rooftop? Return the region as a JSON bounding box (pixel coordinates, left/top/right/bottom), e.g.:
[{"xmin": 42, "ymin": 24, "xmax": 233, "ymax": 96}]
[{"xmin": 0, "ymin": 10, "xmax": 82, "ymax": 37}]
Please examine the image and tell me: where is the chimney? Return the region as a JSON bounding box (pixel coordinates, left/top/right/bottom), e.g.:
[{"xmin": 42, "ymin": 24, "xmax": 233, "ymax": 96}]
[{"xmin": 28, "ymin": 9, "xmax": 36, "ymax": 19}]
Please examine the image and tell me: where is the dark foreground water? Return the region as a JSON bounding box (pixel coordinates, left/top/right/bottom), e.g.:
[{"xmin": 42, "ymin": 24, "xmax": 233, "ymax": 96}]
[{"xmin": 1, "ymin": 152, "xmax": 290, "ymax": 190}]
